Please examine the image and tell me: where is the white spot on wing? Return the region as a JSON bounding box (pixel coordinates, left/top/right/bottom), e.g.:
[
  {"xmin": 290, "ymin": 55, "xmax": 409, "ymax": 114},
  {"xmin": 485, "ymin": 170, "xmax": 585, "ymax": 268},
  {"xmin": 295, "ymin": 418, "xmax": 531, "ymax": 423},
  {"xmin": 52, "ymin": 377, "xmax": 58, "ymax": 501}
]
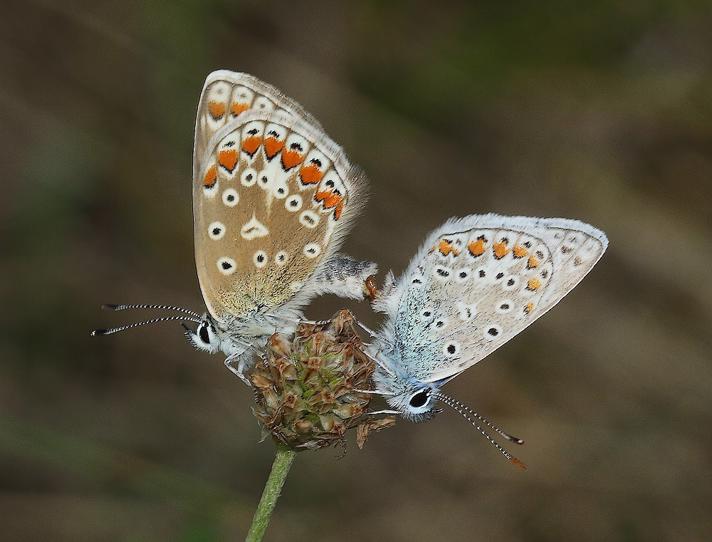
[
  {"xmin": 222, "ymin": 189, "xmax": 239, "ymax": 207},
  {"xmin": 241, "ymin": 168, "xmax": 257, "ymax": 187},
  {"xmin": 272, "ymin": 181, "xmax": 288, "ymax": 199},
  {"xmin": 253, "ymin": 250, "xmax": 268, "ymax": 268},
  {"xmin": 241, "ymin": 215, "xmax": 269, "ymax": 240},
  {"xmin": 286, "ymin": 195, "xmax": 303, "ymax": 212},
  {"xmin": 217, "ymin": 257, "xmax": 236, "ymax": 275},
  {"xmin": 257, "ymin": 169, "xmax": 271, "ymax": 190},
  {"xmin": 253, "ymin": 96, "xmax": 274, "ymax": 111},
  {"xmin": 230, "ymin": 86, "xmax": 254, "ymax": 112},
  {"xmin": 299, "ymin": 210, "xmax": 320, "ymax": 229},
  {"xmin": 208, "ymin": 221, "xmax": 226, "ymax": 240},
  {"xmin": 484, "ymin": 325, "xmax": 502, "ymax": 341},
  {"xmin": 303, "ymin": 243, "xmax": 321, "ymax": 258},
  {"xmin": 433, "ymin": 265, "xmax": 452, "ymax": 282}
]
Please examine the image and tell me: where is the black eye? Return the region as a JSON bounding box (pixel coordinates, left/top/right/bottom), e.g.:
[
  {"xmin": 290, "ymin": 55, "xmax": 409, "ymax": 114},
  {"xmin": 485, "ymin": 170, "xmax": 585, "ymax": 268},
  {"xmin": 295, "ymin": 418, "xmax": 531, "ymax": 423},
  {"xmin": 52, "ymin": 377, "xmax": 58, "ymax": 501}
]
[
  {"xmin": 199, "ymin": 324, "xmax": 210, "ymax": 344},
  {"xmin": 409, "ymin": 390, "xmax": 430, "ymax": 408}
]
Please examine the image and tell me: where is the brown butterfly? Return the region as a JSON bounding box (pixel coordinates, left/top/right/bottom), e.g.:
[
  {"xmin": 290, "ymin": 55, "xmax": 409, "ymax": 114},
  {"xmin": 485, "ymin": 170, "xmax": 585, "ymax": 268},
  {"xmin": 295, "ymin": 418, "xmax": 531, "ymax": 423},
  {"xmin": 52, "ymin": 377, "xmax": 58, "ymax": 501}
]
[{"xmin": 94, "ymin": 71, "xmax": 376, "ymax": 382}]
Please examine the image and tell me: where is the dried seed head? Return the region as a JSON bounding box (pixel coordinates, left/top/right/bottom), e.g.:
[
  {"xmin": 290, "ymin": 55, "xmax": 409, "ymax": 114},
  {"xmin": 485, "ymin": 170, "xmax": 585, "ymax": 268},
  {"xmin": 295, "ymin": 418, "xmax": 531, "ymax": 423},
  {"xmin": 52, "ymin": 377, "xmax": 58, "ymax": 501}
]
[{"xmin": 250, "ymin": 310, "xmax": 393, "ymax": 450}]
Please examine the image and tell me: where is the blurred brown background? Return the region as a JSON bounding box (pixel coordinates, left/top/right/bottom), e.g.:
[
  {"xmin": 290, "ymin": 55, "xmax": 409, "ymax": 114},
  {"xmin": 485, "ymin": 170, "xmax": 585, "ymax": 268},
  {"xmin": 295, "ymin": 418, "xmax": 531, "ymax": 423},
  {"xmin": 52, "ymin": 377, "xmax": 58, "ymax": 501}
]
[{"xmin": 2, "ymin": 1, "xmax": 711, "ymax": 541}]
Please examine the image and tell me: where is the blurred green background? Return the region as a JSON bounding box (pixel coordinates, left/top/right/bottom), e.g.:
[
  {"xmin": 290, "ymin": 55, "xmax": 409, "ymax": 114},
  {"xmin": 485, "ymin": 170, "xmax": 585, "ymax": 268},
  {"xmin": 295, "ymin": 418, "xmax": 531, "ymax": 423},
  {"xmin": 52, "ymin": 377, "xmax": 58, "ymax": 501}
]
[{"xmin": 2, "ymin": 1, "xmax": 711, "ymax": 540}]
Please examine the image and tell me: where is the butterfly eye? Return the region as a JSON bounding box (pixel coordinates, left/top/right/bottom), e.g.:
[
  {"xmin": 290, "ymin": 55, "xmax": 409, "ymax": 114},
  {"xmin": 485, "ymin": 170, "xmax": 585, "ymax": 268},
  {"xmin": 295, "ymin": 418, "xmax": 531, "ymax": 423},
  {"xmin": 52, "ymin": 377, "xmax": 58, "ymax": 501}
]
[
  {"xmin": 408, "ymin": 389, "xmax": 431, "ymax": 408},
  {"xmin": 199, "ymin": 324, "xmax": 210, "ymax": 344}
]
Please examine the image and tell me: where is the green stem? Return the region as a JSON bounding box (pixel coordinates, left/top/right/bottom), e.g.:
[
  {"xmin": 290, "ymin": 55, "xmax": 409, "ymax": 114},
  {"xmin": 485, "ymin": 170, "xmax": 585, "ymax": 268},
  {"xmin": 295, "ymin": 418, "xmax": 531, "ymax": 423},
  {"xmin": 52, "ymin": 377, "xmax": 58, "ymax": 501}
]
[{"xmin": 245, "ymin": 445, "xmax": 296, "ymax": 542}]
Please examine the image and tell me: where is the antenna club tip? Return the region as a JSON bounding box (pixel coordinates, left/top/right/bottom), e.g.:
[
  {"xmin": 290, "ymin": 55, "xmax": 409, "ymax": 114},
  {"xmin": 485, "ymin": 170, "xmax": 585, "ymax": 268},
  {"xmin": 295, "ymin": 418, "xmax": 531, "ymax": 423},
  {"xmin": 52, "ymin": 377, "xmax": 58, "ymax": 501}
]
[
  {"xmin": 514, "ymin": 438, "xmax": 525, "ymax": 445},
  {"xmin": 510, "ymin": 457, "xmax": 527, "ymax": 470},
  {"xmin": 101, "ymin": 304, "xmax": 119, "ymax": 311},
  {"xmin": 91, "ymin": 329, "xmax": 107, "ymax": 336}
]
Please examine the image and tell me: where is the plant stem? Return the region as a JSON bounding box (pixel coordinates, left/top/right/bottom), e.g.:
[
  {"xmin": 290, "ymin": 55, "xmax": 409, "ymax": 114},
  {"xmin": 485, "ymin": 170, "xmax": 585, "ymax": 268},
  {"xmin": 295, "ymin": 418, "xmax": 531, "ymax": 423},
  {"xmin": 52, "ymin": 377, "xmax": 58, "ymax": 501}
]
[{"xmin": 245, "ymin": 445, "xmax": 296, "ymax": 542}]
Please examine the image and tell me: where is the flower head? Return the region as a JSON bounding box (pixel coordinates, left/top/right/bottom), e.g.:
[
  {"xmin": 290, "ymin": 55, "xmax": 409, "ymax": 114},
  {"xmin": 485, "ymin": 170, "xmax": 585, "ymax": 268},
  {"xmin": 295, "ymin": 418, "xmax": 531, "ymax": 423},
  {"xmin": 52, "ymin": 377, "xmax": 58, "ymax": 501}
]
[{"xmin": 251, "ymin": 310, "xmax": 394, "ymax": 450}]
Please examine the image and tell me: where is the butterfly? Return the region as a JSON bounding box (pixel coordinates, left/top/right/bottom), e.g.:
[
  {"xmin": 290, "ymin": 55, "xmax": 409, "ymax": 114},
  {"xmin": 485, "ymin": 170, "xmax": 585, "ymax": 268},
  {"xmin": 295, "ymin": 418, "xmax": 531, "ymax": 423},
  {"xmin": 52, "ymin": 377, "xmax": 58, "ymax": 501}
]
[
  {"xmin": 366, "ymin": 214, "xmax": 608, "ymax": 466},
  {"xmin": 93, "ymin": 70, "xmax": 377, "ymax": 381}
]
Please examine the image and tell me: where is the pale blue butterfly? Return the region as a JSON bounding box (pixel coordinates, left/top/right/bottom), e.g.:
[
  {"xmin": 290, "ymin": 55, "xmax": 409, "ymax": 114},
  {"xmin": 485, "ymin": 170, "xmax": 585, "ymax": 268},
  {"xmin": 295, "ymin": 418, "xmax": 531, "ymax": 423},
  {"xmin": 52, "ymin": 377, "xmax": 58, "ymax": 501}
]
[{"xmin": 366, "ymin": 214, "xmax": 608, "ymax": 466}]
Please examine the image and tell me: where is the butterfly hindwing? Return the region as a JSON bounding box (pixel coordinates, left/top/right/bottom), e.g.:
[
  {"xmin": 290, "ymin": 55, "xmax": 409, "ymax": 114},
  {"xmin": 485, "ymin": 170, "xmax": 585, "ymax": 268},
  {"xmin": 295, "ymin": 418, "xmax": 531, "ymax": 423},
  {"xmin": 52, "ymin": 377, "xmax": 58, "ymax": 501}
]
[
  {"xmin": 194, "ymin": 71, "xmax": 324, "ymax": 176},
  {"xmin": 377, "ymin": 214, "xmax": 608, "ymax": 383},
  {"xmin": 193, "ymin": 106, "xmax": 364, "ymax": 324}
]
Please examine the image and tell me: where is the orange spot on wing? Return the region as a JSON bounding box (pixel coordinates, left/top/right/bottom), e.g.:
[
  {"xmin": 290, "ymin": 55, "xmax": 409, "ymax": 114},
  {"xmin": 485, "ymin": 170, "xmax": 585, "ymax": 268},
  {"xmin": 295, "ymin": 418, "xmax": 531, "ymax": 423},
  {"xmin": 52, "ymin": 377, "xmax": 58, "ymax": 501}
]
[
  {"xmin": 315, "ymin": 190, "xmax": 343, "ymax": 209},
  {"xmin": 315, "ymin": 190, "xmax": 345, "ymax": 220},
  {"xmin": 524, "ymin": 302, "xmax": 534, "ymax": 314},
  {"xmin": 493, "ymin": 241, "xmax": 510, "ymax": 259},
  {"xmin": 299, "ymin": 164, "xmax": 324, "ymax": 184},
  {"xmin": 281, "ymin": 150, "xmax": 304, "ymax": 170},
  {"xmin": 263, "ymin": 137, "xmax": 284, "ymax": 160},
  {"xmin": 202, "ymin": 164, "xmax": 217, "ymax": 187},
  {"xmin": 241, "ymin": 136, "xmax": 262, "ymax": 156},
  {"xmin": 467, "ymin": 239, "xmax": 486, "ymax": 257},
  {"xmin": 513, "ymin": 245, "xmax": 528, "ymax": 258},
  {"xmin": 526, "ymin": 278, "xmax": 541, "ymax": 291},
  {"xmin": 438, "ymin": 240, "xmax": 460, "ymax": 257},
  {"xmin": 230, "ymin": 102, "xmax": 249, "ymax": 117},
  {"xmin": 218, "ymin": 149, "xmax": 238, "ymax": 172},
  {"xmin": 207, "ymin": 101, "xmax": 226, "ymax": 120},
  {"xmin": 527, "ymin": 256, "xmax": 539, "ymax": 269}
]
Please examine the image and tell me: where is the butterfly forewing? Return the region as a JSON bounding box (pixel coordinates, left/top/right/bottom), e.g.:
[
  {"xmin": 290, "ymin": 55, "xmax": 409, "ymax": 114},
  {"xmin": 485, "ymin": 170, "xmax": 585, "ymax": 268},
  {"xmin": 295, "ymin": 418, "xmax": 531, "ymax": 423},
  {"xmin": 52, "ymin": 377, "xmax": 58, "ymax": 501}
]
[
  {"xmin": 193, "ymin": 105, "xmax": 360, "ymax": 323},
  {"xmin": 389, "ymin": 215, "xmax": 607, "ymax": 383}
]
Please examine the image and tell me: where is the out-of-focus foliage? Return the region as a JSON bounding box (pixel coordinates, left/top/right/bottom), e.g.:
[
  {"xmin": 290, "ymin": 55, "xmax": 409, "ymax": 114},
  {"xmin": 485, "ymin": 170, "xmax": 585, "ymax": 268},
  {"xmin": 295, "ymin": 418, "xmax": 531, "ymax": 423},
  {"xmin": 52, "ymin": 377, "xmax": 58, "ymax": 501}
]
[{"xmin": 1, "ymin": 1, "xmax": 711, "ymax": 540}]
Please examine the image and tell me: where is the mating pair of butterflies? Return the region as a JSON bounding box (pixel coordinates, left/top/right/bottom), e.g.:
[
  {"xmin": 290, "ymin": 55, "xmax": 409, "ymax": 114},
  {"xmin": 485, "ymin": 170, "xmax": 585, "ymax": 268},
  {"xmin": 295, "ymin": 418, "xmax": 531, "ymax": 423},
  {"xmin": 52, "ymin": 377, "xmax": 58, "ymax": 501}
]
[{"xmin": 95, "ymin": 70, "xmax": 607, "ymax": 463}]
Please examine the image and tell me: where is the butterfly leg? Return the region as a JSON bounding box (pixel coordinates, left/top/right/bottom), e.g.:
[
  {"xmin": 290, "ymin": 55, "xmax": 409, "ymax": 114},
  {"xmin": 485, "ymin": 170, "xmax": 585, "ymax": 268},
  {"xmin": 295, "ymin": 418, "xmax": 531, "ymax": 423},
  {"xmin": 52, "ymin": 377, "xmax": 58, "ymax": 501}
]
[
  {"xmin": 311, "ymin": 254, "xmax": 378, "ymax": 301},
  {"xmin": 366, "ymin": 409, "xmax": 401, "ymax": 416},
  {"xmin": 224, "ymin": 352, "xmax": 253, "ymax": 386}
]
